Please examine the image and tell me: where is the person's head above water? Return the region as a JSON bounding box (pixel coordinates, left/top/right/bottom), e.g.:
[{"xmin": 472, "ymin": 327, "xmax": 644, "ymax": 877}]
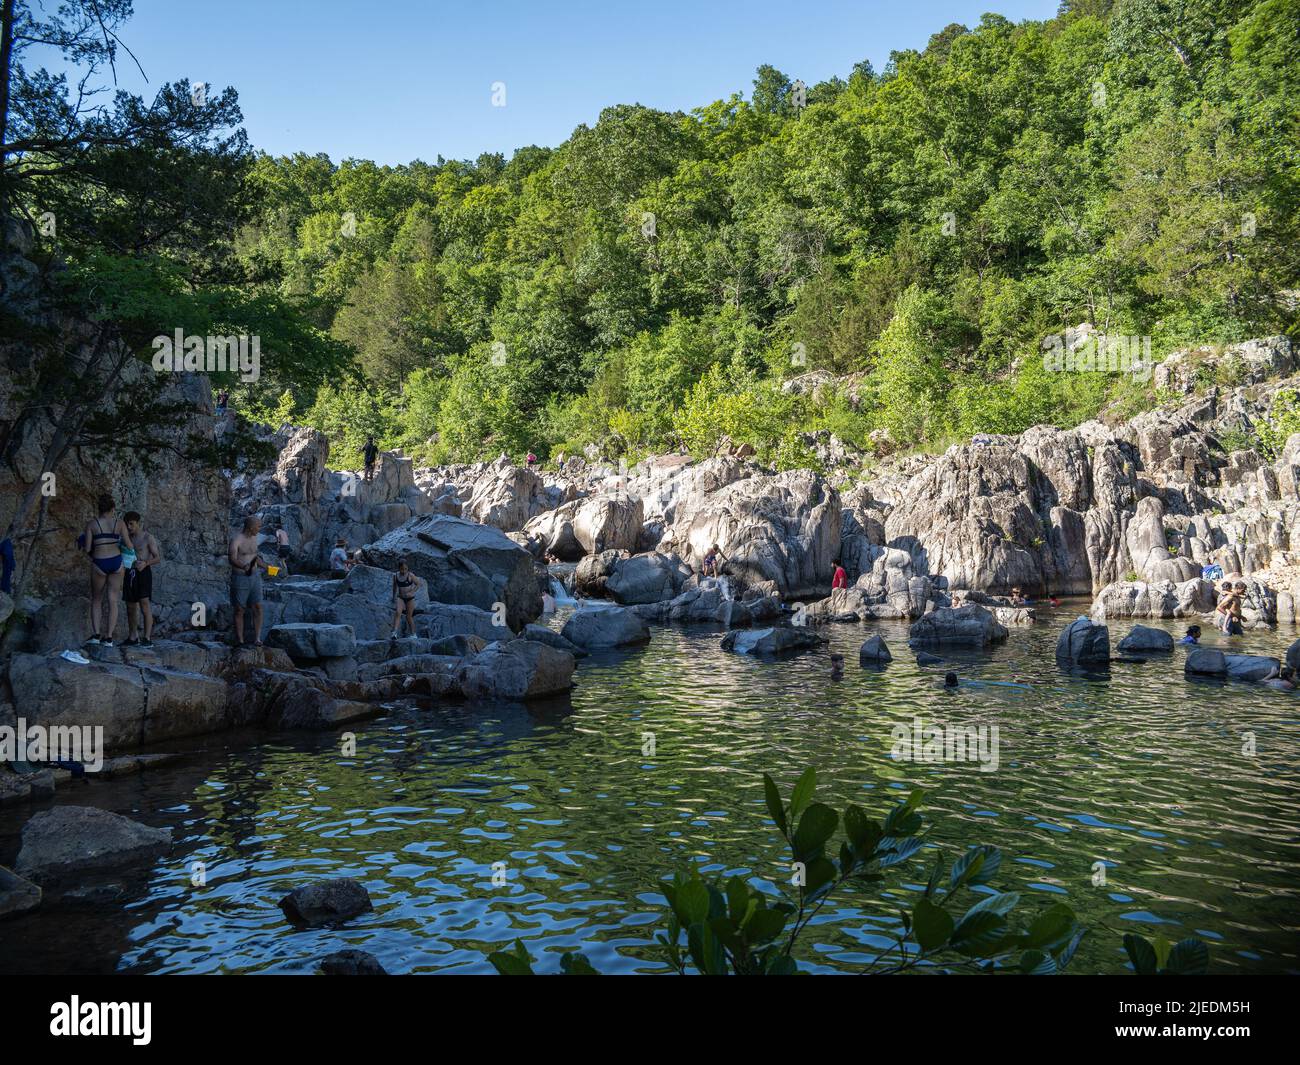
[
  {"xmin": 944, "ymin": 672, "xmax": 959, "ymax": 687},
  {"xmin": 1186, "ymin": 624, "xmax": 1201, "ymax": 638}
]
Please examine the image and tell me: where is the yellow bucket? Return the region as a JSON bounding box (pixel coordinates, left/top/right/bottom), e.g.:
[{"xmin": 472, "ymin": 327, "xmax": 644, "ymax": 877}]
[{"xmin": 266, "ymin": 566, "xmax": 280, "ymax": 577}]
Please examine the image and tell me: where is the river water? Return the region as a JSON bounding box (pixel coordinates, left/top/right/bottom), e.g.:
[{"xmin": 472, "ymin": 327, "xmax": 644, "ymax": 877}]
[{"xmin": 2, "ymin": 602, "xmax": 1298, "ymax": 975}]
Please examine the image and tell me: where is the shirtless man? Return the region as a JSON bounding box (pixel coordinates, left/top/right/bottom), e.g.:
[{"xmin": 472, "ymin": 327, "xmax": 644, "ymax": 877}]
[
  {"xmin": 229, "ymin": 516, "xmax": 268, "ymax": 647},
  {"xmin": 123, "ymin": 511, "xmax": 161, "ymax": 646}
]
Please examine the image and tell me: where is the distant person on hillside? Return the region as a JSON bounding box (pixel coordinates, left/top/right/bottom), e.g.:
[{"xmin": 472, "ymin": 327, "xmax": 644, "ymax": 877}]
[
  {"xmin": 390, "ymin": 558, "xmax": 421, "ymax": 639},
  {"xmin": 122, "ymin": 511, "xmax": 160, "ymax": 647},
  {"xmin": 831, "ymin": 560, "xmax": 848, "ymax": 590},
  {"xmin": 215, "ymin": 389, "xmax": 229, "ymax": 416},
  {"xmin": 525, "ymin": 450, "xmax": 538, "ymax": 468},
  {"xmin": 229, "ymin": 516, "xmax": 268, "ymax": 648},
  {"xmin": 1180, "ymin": 625, "xmax": 1202, "ymax": 645},
  {"xmin": 362, "ymin": 436, "xmax": 379, "ymax": 482},
  {"xmin": 83, "ymin": 493, "xmax": 134, "ymax": 646}
]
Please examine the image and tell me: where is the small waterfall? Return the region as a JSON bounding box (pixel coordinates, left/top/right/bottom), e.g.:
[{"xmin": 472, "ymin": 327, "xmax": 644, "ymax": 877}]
[
  {"xmin": 549, "ymin": 576, "xmax": 577, "ymax": 606},
  {"xmin": 716, "ymin": 575, "xmax": 734, "ymax": 602}
]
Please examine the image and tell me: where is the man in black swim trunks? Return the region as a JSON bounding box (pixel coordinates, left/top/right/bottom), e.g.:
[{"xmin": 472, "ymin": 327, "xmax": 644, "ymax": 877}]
[
  {"xmin": 122, "ymin": 511, "xmax": 161, "ymax": 646},
  {"xmin": 363, "ymin": 435, "xmax": 379, "ymax": 482}
]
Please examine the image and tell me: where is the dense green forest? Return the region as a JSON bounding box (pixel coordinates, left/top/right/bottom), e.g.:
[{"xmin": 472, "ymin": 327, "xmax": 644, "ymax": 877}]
[{"xmin": 142, "ymin": 1, "xmax": 1300, "ymax": 466}]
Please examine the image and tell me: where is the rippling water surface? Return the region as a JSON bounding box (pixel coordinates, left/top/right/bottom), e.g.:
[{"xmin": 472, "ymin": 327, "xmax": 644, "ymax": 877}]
[{"xmin": 3, "ymin": 603, "xmax": 1299, "ymax": 974}]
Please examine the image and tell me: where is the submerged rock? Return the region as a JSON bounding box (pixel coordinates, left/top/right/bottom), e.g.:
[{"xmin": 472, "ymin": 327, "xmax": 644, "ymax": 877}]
[
  {"xmin": 561, "ymin": 607, "xmax": 651, "ymax": 650},
  {"xmin": 319, "ymin": 949, "xmax": 388, "ymax": 975},
  {"xmin": 908, "ymin": 604, "xmax": 1008, "ymax": 647},
  {"xmin": 1056, "ymin": 616, "xmax": 1111, "ymax": 669},
  {"xmin": 720, "ymin": 625, "xmax": 825, "ymax": 656},
  {"xmin": 859, "ymin": 635, "xmax": 892, "ymax": 665},
  {"xmin": 1185, "ymin": 648, "xmax": 1228, "ymax": 676},
  {"xmin": 279, "ymin": 878, "xmax": 373, "ymax": 927},
  {"xmin": 1116, "ymin": 624, "xmax": 1174, "ymax": 653},
  {"xmin": 16, "ymin": 806, "xmax": 172, "ymax": 882}
]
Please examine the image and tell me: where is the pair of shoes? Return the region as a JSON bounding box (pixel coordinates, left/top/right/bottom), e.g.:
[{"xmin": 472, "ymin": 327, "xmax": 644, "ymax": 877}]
[
  {"xmin": 140, "ymin": 638, "xmax": 153, "ymax": 647},
  {"xmin": 85, "ymin": 636, "xmax": 100, "ymax": 646},
  {"xmin": 123, "ymin": 638, "xmax": 139, "ymax": 646}
]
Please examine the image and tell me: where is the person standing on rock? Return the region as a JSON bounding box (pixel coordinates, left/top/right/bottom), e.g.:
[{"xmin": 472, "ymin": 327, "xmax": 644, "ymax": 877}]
[
  {"xmin": 702, "ymin": 544, "xmax": 727, "ymax": 579},
  {"xmin": 362, "ymin": 436, "xmax": 379, "ymax": 483},
  {"xmin": 1214, "ymin": 581, "xmax": 1236, "ymax": 632},
  {"xmin": 229, "ymin": 516, "xmax": 267, "ymax": 648},
  {"xmin": 274, "ymin": 521, "xmax": 291, "ymax": 574},
  {"xmin": 831, "ymin": 560, "xmax": 848, "ymax": 590},
  {"xmin": 330, "ymin": 538, "xmax": 353, "ymax": 578},
  {"xmin": 122, "ymin": 511, "xmax": 160, "ymax": 647},
  {"xmin": 83, "ymin": 493, "xmax": 134, "ymax": 646},
  {"xmin": 390, "ymin": 558, "xmax": 421, "ymax": 639}
]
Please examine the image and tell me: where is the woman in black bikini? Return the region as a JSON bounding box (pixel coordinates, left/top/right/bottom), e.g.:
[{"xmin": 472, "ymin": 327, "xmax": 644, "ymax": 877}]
[
  {"xmin": 390, "ymin": 558, "xmax": 420, "ymax": 638},
  {"xmin": 84, "ymin": 493, "xmax": 134, "ymax": 646}
]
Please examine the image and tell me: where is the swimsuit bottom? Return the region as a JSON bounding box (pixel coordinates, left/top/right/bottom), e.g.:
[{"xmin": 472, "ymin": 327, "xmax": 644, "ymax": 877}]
[{"xmin": 93, "ymin": 555, "xmax": 123, "ymax": 575}]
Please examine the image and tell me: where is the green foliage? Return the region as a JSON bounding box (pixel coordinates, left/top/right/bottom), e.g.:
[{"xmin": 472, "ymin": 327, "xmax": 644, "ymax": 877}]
[{"xmin": 1255, "ymin": 388, "xmax": 1300, "ymax": 460}]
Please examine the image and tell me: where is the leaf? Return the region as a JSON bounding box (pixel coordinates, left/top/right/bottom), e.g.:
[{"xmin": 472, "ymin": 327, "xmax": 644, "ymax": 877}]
[
  {"xmin": 912, "ymin": 898, "xmax": 955, "ymax": 952},
  {"xmin": 1164, "ymin": 938, "xmax": 1209, "ymax": 975},
  {"xmin": 559, "ymin": 952, "xmax": 598, "ymax": 975},
  {"xmin": 790, "ymin": 767, "xmax": 817, "ymax": 821},
  {"xmin": 950, "ymin": 845, "xmax": 1001, "ymax": 889},
  {"xmin": 802, "ymin": 856, "xmax": 838, "ymax": 897},
  {"xmin": 487, "ymin": 939, "xmax": 535, "ymax": 975},
  {"xmin": 877, "ymin": 835, "xmax": 925, "ymax": 868},
  {"xmin": 763, "ymin": 773, "xmax": 788, "ymax": 837},
  {"xmin": 950, "ymin": 911, "xmax": 1010, "ymax": 956},
  {"xmin": 1123, "ymin": 934, "xmax": 1159, "ymax": 975},
  {"xmin": 842, "ymin": 804, "xmax": 881, "ymax": 855},
  {"xmin": 792, "ymin": 802, "xmax": 838, "ymax": 859},
  {"xmin": 924, "ymin": 852, "xmax": 945, "ymax": 900},
  {"xmin": 1025, "ymin": 902, "xmax": 1078, "ymax": 953},
  {"xmin": 1018, "ymin": 949, "xmax": 1058, "ymax": 975},
  {"xmin": 674, "ymin": 876, "xmax": 711, "ymax": 926},
  {"xmin": 963, "ymin": 891, "xmax": 1021, "ymax": 920}
]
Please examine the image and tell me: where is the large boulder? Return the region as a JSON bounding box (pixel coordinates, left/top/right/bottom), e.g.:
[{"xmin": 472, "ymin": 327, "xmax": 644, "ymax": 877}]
[
  {"xmin": 463, "ymin": 461, "xmax": 549, "ymax": 531},
  {"xmin": 278, "ymin": 878, "xmax": 373, "ymax": 927},
  {"xmin": 266, "ymin": 623, "xmax": 356, "ymax": 660},
  {"xmin": 560, "ymin": 606, "xmax": 651, "ymax": 650},
  {"xmin": 605, "ymin": 552, "xmax": 692, "ymax": 605},
  {"xmin": 908, "ymin": 604, "xmax": 1008, "ymax": 647},
  {"xmin": 1224, "ymin": 654, "xmax": 1281, "ymax": 682},
  {"xmin": 667, "ymin": 469, "xmax": 840, "ymax": 597},
  {"xmin": 1056, "ymin": 616, "xmax": 1111, "ymax": 668},
  {"xmin": 454, "ymin": 639, "xmax": 576, "ymax": 701},
  {"xmin": 1091, "ymin": 578, "xmax": 1215, "ymax": 620},
  {"xmin": 720, "ymin": 625, "xmax": 825, "ymax": 656},
  {"xmin": 1116, "ymin": 624, "xmax": 1174, "ymax": 654},
  {"xmin": 859, "ymin": 635, "xmax": 892, "ymax": 665},
  {"xmin": 362, "ymin": 514, "xmax": 543, "ymax": 631},
  {"xmin": 15, "ymin": 806, "xmax": 172, "ymax": 882},
  {"xmin": 0, "ymin": 865, "xmax": 41, "ymax": 918},
  {"xmin": 1185, "ymin": 648, "xmax": 1227, "ymax": 676}
]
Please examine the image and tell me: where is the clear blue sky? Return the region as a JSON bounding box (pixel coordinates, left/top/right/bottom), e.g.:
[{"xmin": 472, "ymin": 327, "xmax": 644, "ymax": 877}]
[{"xmin": 88, "ymin": 0, "xmax": 1061, "ymax": 165}]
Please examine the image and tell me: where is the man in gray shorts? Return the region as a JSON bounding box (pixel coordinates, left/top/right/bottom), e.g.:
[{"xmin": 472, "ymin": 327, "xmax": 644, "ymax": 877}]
[{"xmin": 229, "ymin": 515, "xmax": 268, "ymax": 647}]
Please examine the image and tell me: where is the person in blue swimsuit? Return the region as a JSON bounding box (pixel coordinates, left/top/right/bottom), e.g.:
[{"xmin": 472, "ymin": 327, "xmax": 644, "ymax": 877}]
[{"xmin": 83, "ymin": 493, "xmax": 134, "ymax": 646}]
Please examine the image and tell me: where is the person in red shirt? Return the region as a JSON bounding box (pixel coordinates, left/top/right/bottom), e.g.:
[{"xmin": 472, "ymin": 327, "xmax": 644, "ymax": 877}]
[{"xmin": 831, "ymin": 560, "xmax": 847, "ymax": 590}]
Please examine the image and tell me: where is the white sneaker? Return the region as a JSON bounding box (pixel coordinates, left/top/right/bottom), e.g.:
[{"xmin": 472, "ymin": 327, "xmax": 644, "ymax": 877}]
[{"xmin": 61, "ymin": 650, "xmax": 91, "ymax": 665}]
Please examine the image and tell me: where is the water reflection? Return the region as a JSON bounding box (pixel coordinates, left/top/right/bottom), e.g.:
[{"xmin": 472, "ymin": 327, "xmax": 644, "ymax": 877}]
[{"xmin": 1, "ymin": 603, "xmax": 1298, "ymax": 974}]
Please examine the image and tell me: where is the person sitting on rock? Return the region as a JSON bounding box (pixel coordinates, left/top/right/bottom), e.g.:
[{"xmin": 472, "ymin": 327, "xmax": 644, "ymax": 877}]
[
  {"xmin": 702, "ymin": 544, "xmax": 726, "ymax": 579},
  {"xmin": 229, "ymin": 516, "xmax": 268, "ymax": 648},
  {"xmin": 831, "ymin": 560, "xmax": 848, "ymax": 590},
  {"xmin": 122, "ymin": 511, "xmax": 160, "ymax": 647},
  {"xmin": 390, "ymin": 558, "xmax": 421, "ymax": 639},
  {"xmin": 330, "ymin": 538, "xmax": 353, "ymax": 578},
  {"xmin": 1180, "ymin": 625, "xmax": 1201, "ymax": 645},
  {"xmin": 84, "ymin": 493, "xmax": 134, "ymax": 647},
  {"xmin": 1264, "ymin": 666, "xmax": 1296, "ymax": 691},
  {"xmin": 362, "ymin": 435, "xmax": 379, "ymax": 482}
]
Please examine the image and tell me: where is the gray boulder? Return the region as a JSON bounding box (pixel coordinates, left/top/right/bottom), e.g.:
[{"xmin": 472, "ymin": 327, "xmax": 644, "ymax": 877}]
[
  {"xmin": 1224, "ymin": 654, "xmax": 1281, "ymax": 682},
  {"xmin": 0, "ymin": 865, "xmax": 42, "ymax": 918},
  {"xmin": 319, "ymin": 949, "xmax": 388, "ymax": 975},
  {"xmin": 16, "ymin": 806, "xmax": 172, "ymax": 882},
  {"xmin": 454, "ymin": 639, "xmax": 576, "ymax": 701},
  {"xmin": 605, "ymin": 552, "xmax": 691, "ymax": 605},
  {"xmin": 1116, "ymin": 624, "xmax": 1174, "ymax": 654},
  {"xmin": 267, "ymin": 623, "xmax": 356, "ymax": 660},
  {"xmin": 908, "ymin": 604, "xmax": 1008, "ymax": 647},
  {"xmin": 561, "ymin": 607, "xmax": 651, "ymax": 650},
  {"xmin": 426, "ymin": 633, "xmax": 488, "ymax": 657},
  {"xmin": 720, "ymin": 625, "xmax": 826, "ymax": 656},
  {"xmin": 1287, "ymin": 638, "xmax": 1300, "ymax": 673},
  {"xmin": 522, "ymin": 624, "xmax": 588, "ymax": 657},
  {"xmin": 1185, "ymin": 648, "xmax": 1227, "ymax": 676},
  {"xmin": 279, "ymin": 878, "xmax": 373, "ymax": 927},
  {"xmin": 1056, "ymin": 616, "xmax": 1111, "ymax": 668},
  {"xmin": 859, "ymin": 635, "xmax": 892, "ymax": 665},
  {"xmin": 362, "ymin": 513, "xmax": 543, "ymax": 631}
]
